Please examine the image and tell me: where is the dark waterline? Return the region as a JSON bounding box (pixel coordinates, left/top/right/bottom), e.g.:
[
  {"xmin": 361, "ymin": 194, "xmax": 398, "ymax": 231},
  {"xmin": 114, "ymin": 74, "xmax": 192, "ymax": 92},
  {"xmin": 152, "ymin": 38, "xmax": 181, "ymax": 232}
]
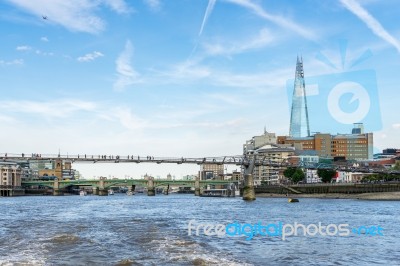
[{"xmin": 0, "ymin": 194, "xmax": 399, "ymax": 265}]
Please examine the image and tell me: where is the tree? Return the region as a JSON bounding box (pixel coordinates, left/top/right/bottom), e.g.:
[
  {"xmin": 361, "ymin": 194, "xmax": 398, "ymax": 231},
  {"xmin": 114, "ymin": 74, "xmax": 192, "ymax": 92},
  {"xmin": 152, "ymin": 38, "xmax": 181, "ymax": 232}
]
[
  {"xmin": 283, "ymin": 167, "xmax": 296, "ymax": 179},
  {"xmin": 291, "ymin": 169, "xmax": 305, "ymax": 183},
  {"xmin": 317, "ymin": 169, "xmax": 336, "ymax": 183},
  {"xmin": 284, "ymin": 167, "xmax": 305, "ymax": 183}
]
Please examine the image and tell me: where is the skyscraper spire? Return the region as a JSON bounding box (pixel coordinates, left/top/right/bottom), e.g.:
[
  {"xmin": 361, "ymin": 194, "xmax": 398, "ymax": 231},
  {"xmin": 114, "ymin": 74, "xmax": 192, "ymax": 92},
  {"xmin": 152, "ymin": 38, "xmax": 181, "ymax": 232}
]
[{"xmin": 289, "ymin": 56, "xmax": 310, "ymax": 137}]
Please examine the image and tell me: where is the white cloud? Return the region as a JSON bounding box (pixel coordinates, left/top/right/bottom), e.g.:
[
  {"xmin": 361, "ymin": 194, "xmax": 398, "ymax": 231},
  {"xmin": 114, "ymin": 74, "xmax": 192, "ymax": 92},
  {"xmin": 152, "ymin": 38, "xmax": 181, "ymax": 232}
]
[
  {"xmin": 5, "ymin": 0, "xmax": 132, "ymax": 34},
  {"xmin": 0, "ymin": 59, "xmax": 23, "ymax": 66},
  {"xmin": 159, "ymin": 59, "xmax": 211, "ymax": 81},
  {"xmin": 392, "ymin": 123, "xmax": 400, "ymax": 129},
  {"xmin": 16, "ymin": 45, "xmax": 31, "ymax": 51},
  {"xmin": 159, "ymin": 58, "xmax": 290, "ymax": 92},
  {"xmin": 112, "ymin": 107, "xmax": 147, "ymax": 130},
  {"xmin": 113, "ymin": 40, "xmax": 141, "ymax": 91},
  {"xmin": 225, "ymin": 0, "xmax": 317, "ymax": 41},
  {"xmin": 143, "ymin": 0, "xmax": 161, "ymax": 11},
  {"xmin": 0, "ymin": 99, "xmax": 96, "ymax": 118},
  {"xmin": 41, "ymin": 36, "xmax": 49, "ymax": 42},
  {"xmin": 0, "ymin": 115, "xmax": 15, "ymax": 123},
  {"xmin": 202, "ymin": 28, "xmax": 275, "ymax": 56},
  {"xmin": 102, "ymin": 0, "xmax": 132, "ymax": 14},
  {"xmin": 77, "ymin": 51, "xmax": 104, "ymax": 62},
  {"xmin": 199, "ymin": 0, "xmax": 216, "ymax": 36},
  {"xmin": 212, "ymin": 69, "xmax": 289, "ymax": 91},
  {"xmin": 35, "ymin": 50, "xmax": 54, "ymax": 56},
  {"xmin": 340, "ymin": 0, "xmax": 400, "ymax": 53}
]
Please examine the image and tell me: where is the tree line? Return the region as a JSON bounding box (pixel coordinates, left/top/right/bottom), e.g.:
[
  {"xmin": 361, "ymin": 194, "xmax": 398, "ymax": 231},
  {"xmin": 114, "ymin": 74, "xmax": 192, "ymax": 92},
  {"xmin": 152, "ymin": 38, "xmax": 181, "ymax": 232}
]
[{"xmin": 283, "ymin": 167, "xmax": 336, "ymax": 183}]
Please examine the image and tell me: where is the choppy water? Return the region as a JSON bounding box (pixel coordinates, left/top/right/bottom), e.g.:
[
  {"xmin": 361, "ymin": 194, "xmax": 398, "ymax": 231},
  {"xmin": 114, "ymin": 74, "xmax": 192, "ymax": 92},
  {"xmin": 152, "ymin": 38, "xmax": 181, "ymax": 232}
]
[{"xmin": 0, "ymin": 194, "xmax": 399, "ymax": 266}]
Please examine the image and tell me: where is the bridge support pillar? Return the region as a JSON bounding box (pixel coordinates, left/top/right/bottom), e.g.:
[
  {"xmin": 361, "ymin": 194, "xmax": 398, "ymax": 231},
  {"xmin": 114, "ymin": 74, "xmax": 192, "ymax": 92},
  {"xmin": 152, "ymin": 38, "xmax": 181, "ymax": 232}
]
[
  {"xmin": 194, "ymin": 177, "xmax": 200, "ymax": 196},
  {"xmin": 147, "ymin": 177, "xmax": 155, "ymax": 196},
  {"xmin": 163, "ymin": 184, "xmax": 169, "ymax": 195},
  {"xmin": 242, "ymin": 174, "xmax": 255, "ymax": 201},
  {"xmin": 98, "ymin": 178, "xmax": 107, "ymax": 196},
  {"xmin": 92, "ymin": 187, "xmax": 98, "ymax": 195},
  {"xmin": 53, "ymin": 179, "xmax": 64, "ymax": 196},
  {"xmin": 53, "ymin": 189, "xmax": 64, "ymax": 196},
  {"xmin": 98, "ymin": 189, "xmax": 108, "ymax": 196},
  {"xmin": 127, "ymin": 185, "xmax": 134, "ymax": 195}
]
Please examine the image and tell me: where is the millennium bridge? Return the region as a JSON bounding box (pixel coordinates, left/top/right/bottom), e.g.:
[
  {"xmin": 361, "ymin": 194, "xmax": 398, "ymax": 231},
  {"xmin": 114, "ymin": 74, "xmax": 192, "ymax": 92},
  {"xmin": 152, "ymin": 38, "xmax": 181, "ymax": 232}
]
[{"xmin": 1, "ymin": 152, "xmax": 399, "ymax": 173}]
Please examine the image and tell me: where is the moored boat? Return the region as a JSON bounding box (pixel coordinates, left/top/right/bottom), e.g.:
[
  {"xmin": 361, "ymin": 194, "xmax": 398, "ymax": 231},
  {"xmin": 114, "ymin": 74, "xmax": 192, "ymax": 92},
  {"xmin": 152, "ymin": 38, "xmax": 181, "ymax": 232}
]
[{"xmin": 201, "ymin": 189, "xmax": 231, "ymax": 197}]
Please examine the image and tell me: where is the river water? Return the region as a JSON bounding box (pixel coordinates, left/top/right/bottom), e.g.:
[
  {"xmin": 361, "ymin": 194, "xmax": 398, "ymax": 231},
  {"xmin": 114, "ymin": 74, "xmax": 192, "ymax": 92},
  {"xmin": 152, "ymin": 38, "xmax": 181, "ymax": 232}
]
[{"xmin": 0, "ymin": 194, "xmax": 399, "ymax": 266}]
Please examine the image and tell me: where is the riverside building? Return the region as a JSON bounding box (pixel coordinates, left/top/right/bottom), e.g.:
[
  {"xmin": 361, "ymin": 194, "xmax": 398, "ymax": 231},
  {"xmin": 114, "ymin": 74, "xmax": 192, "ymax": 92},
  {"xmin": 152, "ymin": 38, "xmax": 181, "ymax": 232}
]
[{"xmin": 278, "ymin": 123, "xmax": 373, "ymax": 161}]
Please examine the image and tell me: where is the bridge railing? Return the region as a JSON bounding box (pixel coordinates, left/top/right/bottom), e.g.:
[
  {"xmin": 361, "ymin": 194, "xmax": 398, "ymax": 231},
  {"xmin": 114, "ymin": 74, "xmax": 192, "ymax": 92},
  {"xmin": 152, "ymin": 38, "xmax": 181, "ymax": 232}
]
[{"xmin": 1, "ymin": 152, "xmax": 400, "ymax": 175}]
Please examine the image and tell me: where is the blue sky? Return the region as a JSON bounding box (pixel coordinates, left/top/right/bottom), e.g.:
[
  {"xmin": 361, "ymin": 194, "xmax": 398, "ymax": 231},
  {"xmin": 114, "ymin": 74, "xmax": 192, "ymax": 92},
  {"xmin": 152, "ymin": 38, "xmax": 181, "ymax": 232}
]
[{"xmin": 1, "ymin": 0, "xmax": 399, "ymax": 178}]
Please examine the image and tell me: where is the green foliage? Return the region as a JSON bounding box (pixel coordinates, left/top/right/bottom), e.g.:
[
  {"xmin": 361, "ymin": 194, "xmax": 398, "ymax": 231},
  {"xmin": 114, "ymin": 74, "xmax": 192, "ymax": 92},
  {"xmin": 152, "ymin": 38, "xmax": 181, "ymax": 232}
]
[
  {"xmin": 317, "ymin": 169, "xmax": 336, "ymax": 183},
  {"xmin": 361, "ymin": 173, "xmax": 400, "ymax": 183},
  {"xmin": 292, "ymin": 169, "xmax": 305, "ymax": 183},
  {"xmin": 284, "ymin": 167, "xmax": 305, "ymax": 183},
  {"xmin": 283, "ymin": 167, "xmax": 296, "ymax": 179},
  {"xmin": 393, "ymin": 162, "xmax": 400, "ymax": 171}
]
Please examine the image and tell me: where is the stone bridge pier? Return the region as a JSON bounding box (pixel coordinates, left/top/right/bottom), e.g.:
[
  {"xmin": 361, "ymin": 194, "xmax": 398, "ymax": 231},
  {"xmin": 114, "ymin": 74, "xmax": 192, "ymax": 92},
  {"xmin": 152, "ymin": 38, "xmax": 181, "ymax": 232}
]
[
  {"xmin": 242, "ymin": 157, "xmax": 256, "ymax": 201},
  {"xmin": 53, "ymin": 179, "xmax": 64, "ymax": 196},
  {"xmin": 147, "ymin": 177, "xmax": 155, "ymax": 196},
  {"xmin": 128, "ymin": 185, "xmax": 135, "ymax": 195},
  {"xmin": 242, "ymin": 174, "xmax": 255, "ymax": 200},
  {"xmin": 98, "ymin": 178, "xmax": 108, "ymax": 196},
  {"xmin": 195, "ymin": 177, "xmax": 200, "ymax": 196},
  {"xmin": 163, "ymin": 184, "xmax": 169, "ymax": 195}
]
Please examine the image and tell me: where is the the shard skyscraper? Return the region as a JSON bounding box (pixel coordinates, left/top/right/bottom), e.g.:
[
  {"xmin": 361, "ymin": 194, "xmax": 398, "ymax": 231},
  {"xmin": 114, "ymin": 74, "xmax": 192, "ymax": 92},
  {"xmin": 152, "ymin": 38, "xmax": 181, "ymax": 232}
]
[{"xmin": 289, "ymin": 56, "xmax": 310, "ymax": 137}]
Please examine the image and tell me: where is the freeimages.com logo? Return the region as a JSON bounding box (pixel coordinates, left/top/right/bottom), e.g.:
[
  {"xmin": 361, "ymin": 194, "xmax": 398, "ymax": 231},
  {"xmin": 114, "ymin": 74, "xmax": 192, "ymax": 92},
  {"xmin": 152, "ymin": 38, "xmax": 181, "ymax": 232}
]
[{"xmin": 287, "ymin": 41, "xmax": 382, "ymax": 133}]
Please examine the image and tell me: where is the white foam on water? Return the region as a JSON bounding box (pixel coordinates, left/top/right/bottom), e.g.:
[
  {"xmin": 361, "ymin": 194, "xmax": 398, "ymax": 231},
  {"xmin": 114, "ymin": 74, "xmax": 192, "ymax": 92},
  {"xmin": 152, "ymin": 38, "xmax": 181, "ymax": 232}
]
[
  {"xmin": 149, "ymin": 236, "xmax": 252, "ymax": 265},
  {"xmin": 0, "ymin": 247, "xmax": 48, "ymax": 266}
]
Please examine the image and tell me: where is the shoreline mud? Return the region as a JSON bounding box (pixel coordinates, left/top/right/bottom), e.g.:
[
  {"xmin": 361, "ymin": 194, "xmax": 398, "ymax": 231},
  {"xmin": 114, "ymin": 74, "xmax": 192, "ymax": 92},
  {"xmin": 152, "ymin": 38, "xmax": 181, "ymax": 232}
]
[{"xmin": 256, "ymin": 192, "xmax": 400, "ymax": 201}]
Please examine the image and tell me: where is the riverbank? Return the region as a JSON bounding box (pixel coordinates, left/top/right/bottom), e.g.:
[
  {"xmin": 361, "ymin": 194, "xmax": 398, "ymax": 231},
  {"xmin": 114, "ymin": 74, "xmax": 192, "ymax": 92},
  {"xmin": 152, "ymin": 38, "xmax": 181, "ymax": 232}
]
[{"xmin": 257, "ymin": 191, "xmax": 400, "ymax": 201}]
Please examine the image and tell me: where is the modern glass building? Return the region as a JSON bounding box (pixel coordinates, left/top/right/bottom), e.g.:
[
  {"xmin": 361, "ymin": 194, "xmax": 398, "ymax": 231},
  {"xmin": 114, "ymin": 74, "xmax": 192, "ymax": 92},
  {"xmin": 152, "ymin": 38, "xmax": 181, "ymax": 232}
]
[{"xmin": 289, "ymin": 56, "xmax": 310, "ymax": 138}]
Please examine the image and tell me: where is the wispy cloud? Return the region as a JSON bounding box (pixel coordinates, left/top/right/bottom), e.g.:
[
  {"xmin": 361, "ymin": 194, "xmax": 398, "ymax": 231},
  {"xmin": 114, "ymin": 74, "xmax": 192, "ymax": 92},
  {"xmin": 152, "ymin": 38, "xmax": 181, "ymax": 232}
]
[
  {"xmin": 205, "ymin": 93, "xmax": 246, "ymax": 106},
  {"xmin": 6, "ymin": 0, "xmax": 131, "ymax": 34},
  {"xmin": 16, "ymin": 45, "xmax": 31, "ymax": 51},
  {"xmin": 157, "ymin": 58, "xmax": 291, "ymax": 92},
  {"xmin": 199, "ymin": 0, "xmax": 216, "ymax": 36},
  {"xmin": 202, "ymin": 28, "xmax": 275, "ymax": 56},
  {"xmin": 113, "ymin": 40, "xmax": 141, "ymax": 91},
  {"xmin": 0, "ymin": 59, "xmax": 23, "ymax": 66},
  {"xmin": 157, "ymin": 59, "xmax": 211, "ymax": 82},
  {"xmin": 102, "ymin": 0, "xmax": 132, "ymax": 14},
  {"xmin": 225, "ymin": 0, "xmax": 316, "ymax": 41},
  {"xmin": 35, "ymin": 50, "xmax": 54, "ymax": 56},
  {"xmin": 77, "ymin": 51, "xmax": 104, "ymax": 62},
  {"xmin": 211, "ymin": 69, "xmax": 290, "ymax": 91},
  {"xmin": 112, "ymin": 107, "xmax": 147, "ymax": 130},
  {"xmin": 0, "ymin": 99, "xmax": 96, "ymax": 118},
  {"xmin": 340, "ymin": 0, "xmax": 400, "ymax": 53},
  {"xmin": 0, "ymin": 114, "xmax": 16, "ymax": 123},
  {"xmin": 143, "ymin": 0, "xmax": 161, "ymax": 11},
  {"xmin": 40, "ymin": 36, "xmax": 49, "ymax": 42}
]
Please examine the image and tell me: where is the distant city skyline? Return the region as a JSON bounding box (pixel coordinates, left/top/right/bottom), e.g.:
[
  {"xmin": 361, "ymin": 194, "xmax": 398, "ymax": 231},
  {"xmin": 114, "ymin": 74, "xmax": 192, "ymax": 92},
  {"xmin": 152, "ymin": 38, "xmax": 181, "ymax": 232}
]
[{"xmin": 1, "ymin": 0, "xmax": 399, "ymax": 178}]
